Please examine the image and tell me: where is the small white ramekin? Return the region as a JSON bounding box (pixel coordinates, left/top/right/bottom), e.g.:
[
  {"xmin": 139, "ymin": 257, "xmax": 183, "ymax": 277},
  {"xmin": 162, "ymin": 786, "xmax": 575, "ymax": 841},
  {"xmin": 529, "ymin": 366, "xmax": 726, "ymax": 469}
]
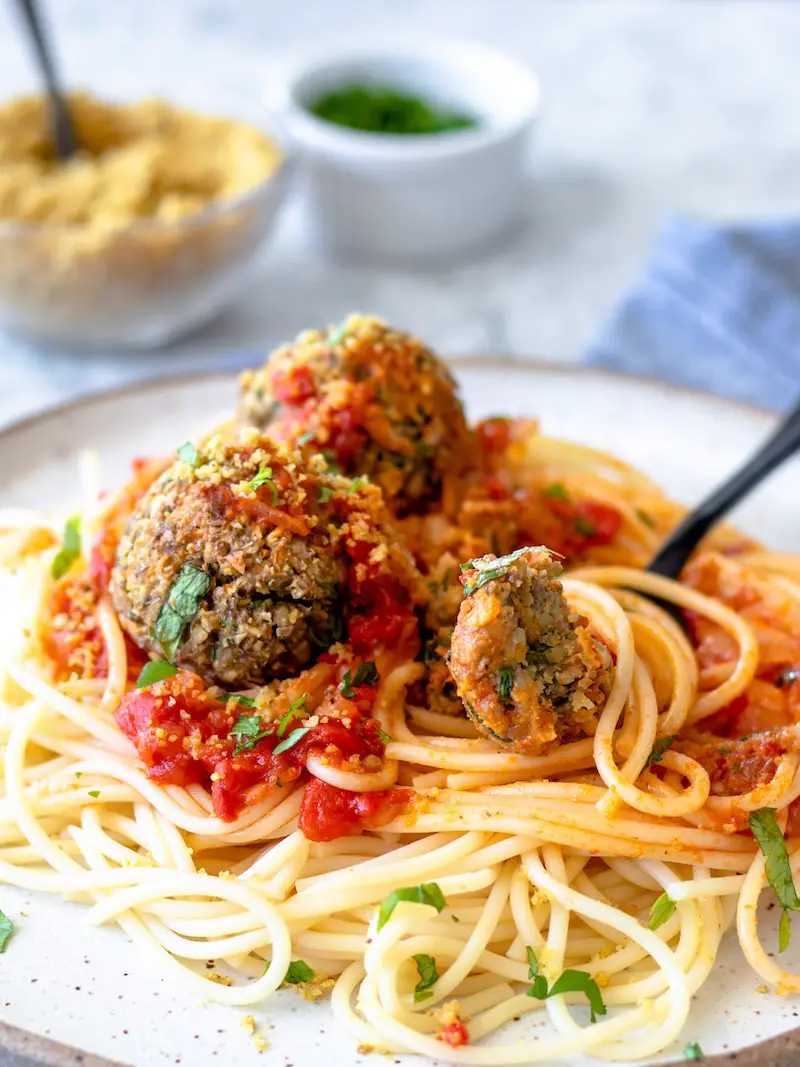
[{"xmin": 276, "ymin": 43, "xmax": 540, "ymax": 264}]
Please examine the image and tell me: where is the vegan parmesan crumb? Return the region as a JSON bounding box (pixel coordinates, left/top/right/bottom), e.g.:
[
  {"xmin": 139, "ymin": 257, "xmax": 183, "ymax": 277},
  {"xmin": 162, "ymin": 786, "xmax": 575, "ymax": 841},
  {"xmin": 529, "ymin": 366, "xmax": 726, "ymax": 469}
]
[{"xmin": 290, "ymin": 975, "xmax": 336, "ymax": 1002}]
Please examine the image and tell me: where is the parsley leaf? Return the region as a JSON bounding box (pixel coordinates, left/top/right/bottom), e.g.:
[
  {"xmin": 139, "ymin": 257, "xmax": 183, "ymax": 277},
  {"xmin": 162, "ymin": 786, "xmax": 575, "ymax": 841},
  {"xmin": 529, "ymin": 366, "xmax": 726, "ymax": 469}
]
[
  {"xmin": 684, "ymin": 1042, "xmax": 703, "ymax": 1060},
  {"xmin": 278, "ymin": 694, "xmax": 308, "ymax": 737},
  {"xmin": 177, "ymin": 441, "xmax": 203, "ymax": 467},
  {"xmin": 327, "ymin": 322, "xmax": 348, "ymax": 346},
  {"xmin": 377, "ymin": 727, "xmax": 393, "ymax": 744},
  {"xmin": 154, "ymin": 563, "xmax": 212, "ymax": 662},
  {"xmin": 296, "ymin": 431, "xmax": 315, "ymax": 447},
  {"xmin": 749, "ymin": 807, "xmax": 800, "ymax": 950},
  {"xmin": 321, "ymin": 450, "xmax": 340, "ymax": 474},
  {"xmin": 136, "ymin": 660, "xmax": 180, "ymax": 688},
  {"xmin": 88, "ymin": 790, "xmax": 100, "ymax": 799},
  {"xmin": 0, "ymin": 911, "xmax": 13, "ymax": 953},
  {"xmin": 340, "ymin": 662, "xmax": 379, "ymax": 698},
  {"xmin": 524, "ymin": 947, "xmax": 606, "ymax": 1022},
  {"xmin": 273, "ymin": 727, "xmax": 310, "ymax": 756},
  {"xmin": 351, "ymin": 475, "xmax": 369, "ymax": 491},
  {"xmin": 284, "ymin": 959, "xmax": 315, "ymax": 985},
  {"xmin": 645, "ymin": 735, "xmax": 675, "ymax": 769},
  {"xmin": 230, "ymin": 713, "xmax": 269, "ymax": 755},
  {"xmin": 377, "ymin": 883, "xmax": 446, "ymax": 931},
  {"xmin": 250, "ymin": 467, "xmax": 278, "ymax": 504},
  {"xmin": 574, "ymin": 516, "xmax": 597, "ymax": 537},
  {"xmin": 318, "ymin": 486, "xmax": 334, "ymax": 504},
  {"xmin": 412, "ymin": 953, "xmax": 439, "ymax": 1003},
  {"xmin": 460, "ymin": 547, "xmax": 552, "ymax": 597},
  {"xmin": 497, "ymin": 666, "xmax": 514, "ymax": 704},
  {"xmin": 222, "ymin": 693, "xmax": 256, "ymax": 709},
  {"xmin": 648, "ymin": 892, "xmax": 676, "ymax": 931},
  {"xmin": 51, "ymin": 516, "xmax": 81, "ymax": 579},
  {"xmin": 749, "ymin": 808, "xmax": 800, "ymax": 909},
  {"xmin": 780, "ymin": 908, "xmax": 792, "ymax": 953},
  {"xmin": 544, "ymin": 483, "xmax": 570, "ymax": 501},
  {"xmin": 549, "ymin": 970, "xmax": 607, "ymax": 1023},
  {"xmin": 637, "ymin": 508, "xmax": 655, "ymax": 528}
]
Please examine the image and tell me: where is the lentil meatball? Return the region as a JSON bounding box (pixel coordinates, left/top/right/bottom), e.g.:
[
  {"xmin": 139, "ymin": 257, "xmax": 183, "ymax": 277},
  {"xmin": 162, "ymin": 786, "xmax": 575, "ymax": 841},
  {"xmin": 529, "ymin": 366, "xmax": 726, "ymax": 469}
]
[
  {"xmin": 237, "ymin": 314, "xmax": 473, "ymax": 515},
  {"xmin": 112, "ymin": 434, "xmax": 349, "ymax": 688},
  {"xmin": 448, "ymin": 546, "xmax": 613, "ymax": 754}
]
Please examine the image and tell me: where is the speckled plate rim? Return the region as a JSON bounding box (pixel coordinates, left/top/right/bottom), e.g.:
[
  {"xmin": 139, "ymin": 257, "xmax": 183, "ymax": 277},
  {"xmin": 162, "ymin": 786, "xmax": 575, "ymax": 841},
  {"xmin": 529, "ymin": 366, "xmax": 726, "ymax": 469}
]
[{"xmin": 0, "ymin": 357, "xmax": 792, "ymax": 1067}]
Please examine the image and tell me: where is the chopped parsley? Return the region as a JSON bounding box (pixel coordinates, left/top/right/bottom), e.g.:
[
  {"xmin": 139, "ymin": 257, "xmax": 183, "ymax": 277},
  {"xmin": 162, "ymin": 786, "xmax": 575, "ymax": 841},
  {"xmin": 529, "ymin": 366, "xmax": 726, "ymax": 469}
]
[
  {"xmin": 0, "ymin": 911, "xmax": 13, "ymax": 953},
  {"xmin": 684, "ymin": 1042, "xmax": 703, "ymax": 1060},
  {"xmin": 340, "ymin": 662, "xmax": 380, "ymax": 698},
  {"xmin": 460, "ymin": 547, "xmax": 551, "ymax": 597},
  {"xmin": 51, "ymin": 516, "xmax": 81, "ymax": 580},
  {"xmin": 544, "ymin": 483, "xmax": 570, "ymax": 501},
  {"xmin": 377, "ymin": 883, "xmax": 446, "ymax": 931},
  {"xmin": 574, "ymin": 516, "xmax": 597, "ymax": 537},
  {"xmin": 327, "ymin": 322, "xmax": 348, "ymax": 346},
  {"xmin": 296, "ymin": 431, "xmax": 315, "ymax": 447},
  {"xmin": 637, "ymin": 508, "xmax": 655, "ymax": 528},
  {"xmin": 412, "ymin": 953, "xmax": 439, "ymax": 1003},
  {"xmin": 222, "ymin": 693, "xmax": 256, "ymax": 709},
  {"xmin": 321, "ymin": 450, "xmax": 340, "ymax": 474},
  {"xmin": 284, "ymin": 959, "xmax": 315, "ymax": 985},
  {"xmin": 230, "ymin": 713, "xmax": 269, "ymax": 756},
  {"xmin": 273, "ymin": 727, "xmax": 311, "ymax": 756},
  {"xmin": 154, "ymin": 563, "xmax": 212, "ymax": 662},
  {"xmin": 176, "ymin": 441, "xmax": 203, "ymax": 467},
  {"xmin": 648, "ymin": 892, "xmax": 676, "ymax": 931},
  {"xmin": 88, "ymin": 790, "xmax": 100, "ymax": 799},
  {"xmin": 644, "ymin": 735, "xmax": 675, "ymax": 769},
  {"xmin": 249, "ymin": 466, "xmax": 278, "ymax": 504},
  {"xmin": 525, "ymin": 946, "xmax": 606, "ymax": 1022},
  {"xmin": 376, "ymin": 727, "xmax": 394, "ymax": 744},
  {"xmin": 749, "ymin": 807, "xmax": 800, "ymax": 950},
  {"xmin": 278, "ymin": 694, "xmax": 308, "ymax": 737},
  {"xmin": 497, "ymin": 666, "xmax": 515, "ymax": 704},
  {"xmin": 136, "ymin": 659, "xmax": 180, "ymax": 688},
  {"xmin": 318, "ymin": 485, "xmax": 334, "ymax": 504},
  {"xmin": 351, "ymin": 475, "xmax": 368, "ymax": 491}
]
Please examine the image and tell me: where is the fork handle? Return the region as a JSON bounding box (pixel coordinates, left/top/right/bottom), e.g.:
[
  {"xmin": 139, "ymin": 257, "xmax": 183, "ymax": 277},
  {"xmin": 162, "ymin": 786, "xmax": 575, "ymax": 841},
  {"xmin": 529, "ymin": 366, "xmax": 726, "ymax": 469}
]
[{"xmin": 648, "ymin": 395, "xmax": 800, "ymax": 579}]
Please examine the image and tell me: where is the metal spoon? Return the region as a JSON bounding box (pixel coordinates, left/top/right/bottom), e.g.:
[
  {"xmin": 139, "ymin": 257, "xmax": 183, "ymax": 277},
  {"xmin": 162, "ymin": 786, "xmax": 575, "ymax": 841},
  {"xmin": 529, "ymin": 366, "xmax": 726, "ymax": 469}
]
[
  {"xmin": 15, "ymin": 0, "xmax": 77, "ymax": 159},
  {"xmin": 643, "ymin": 395, "xmax": 800, "ymax": 623}
]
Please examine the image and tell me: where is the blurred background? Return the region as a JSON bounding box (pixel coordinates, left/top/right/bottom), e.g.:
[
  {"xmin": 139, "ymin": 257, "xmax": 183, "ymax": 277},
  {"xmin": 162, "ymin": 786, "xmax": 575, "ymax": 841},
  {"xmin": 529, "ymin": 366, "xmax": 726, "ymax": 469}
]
[{"xmin": 1, "ymin": 0, "xmax": 799, "ymax": 425}]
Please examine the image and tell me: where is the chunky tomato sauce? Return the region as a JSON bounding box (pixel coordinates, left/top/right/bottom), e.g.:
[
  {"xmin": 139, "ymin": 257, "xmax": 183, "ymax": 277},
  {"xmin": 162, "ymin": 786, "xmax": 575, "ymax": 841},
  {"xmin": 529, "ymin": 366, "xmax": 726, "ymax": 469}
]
[
  {"xmin": 436, "ymin": 1018, "xmax": 470, "ymax": 1048},
  {"xmin": 115, "ymin": 670, "xmax": 412, "ymax": 834},
  {"xmin": 46, "ymin": 458, "xmax": 164, "ymax": 682},
  {"xmin": 684, "ymin": 556, "xmax": 800, "ymax": 737}
]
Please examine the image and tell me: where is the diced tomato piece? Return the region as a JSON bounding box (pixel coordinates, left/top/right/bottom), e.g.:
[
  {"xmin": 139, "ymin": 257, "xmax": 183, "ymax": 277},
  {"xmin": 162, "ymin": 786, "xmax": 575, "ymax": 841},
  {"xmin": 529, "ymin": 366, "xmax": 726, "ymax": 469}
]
[
  {"xmin": 298, "ymin": 778, "xmax": 413, "ymax": 842},
  {"xmin": 272, "ymin": 365, "xmax": 316, "ymax": 404},
  {"xmin": 476, "ymin": 417, "xmax": 511, "ymax": 454},
  {"xmin": 436, "ymin": 1018, "xmax": 470, "ymax": 1048}
]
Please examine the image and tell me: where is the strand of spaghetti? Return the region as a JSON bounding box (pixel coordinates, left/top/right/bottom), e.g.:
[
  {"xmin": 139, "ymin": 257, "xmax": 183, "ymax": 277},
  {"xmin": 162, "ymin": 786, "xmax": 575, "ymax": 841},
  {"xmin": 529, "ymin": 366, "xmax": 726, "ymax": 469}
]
[
  {"xmin": 737, "ymin": 848, "xmax": 800, "ymax": 993},
  {"xmin": 570, "ymin": 565, "xmax": 760, "ymax": 723},
  {"xmin": 96, "ymin": 593, "xmax": 127, "ymax": 712},
  {"xmin": 524, "ymin": 849, "xmax": 691, "ymax": 1060},
  {"xmin": 73, "ymin": 825, "xmax": 292, "ymax": 1005},
  {"xmin": 386, "ymin": 738, "xmax": 595, "ymax": 773}
]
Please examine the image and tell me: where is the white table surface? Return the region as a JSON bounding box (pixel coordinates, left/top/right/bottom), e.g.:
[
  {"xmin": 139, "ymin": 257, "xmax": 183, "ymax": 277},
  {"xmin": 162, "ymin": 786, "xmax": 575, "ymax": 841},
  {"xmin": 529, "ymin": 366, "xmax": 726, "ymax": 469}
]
[{"xmin": 1, "ymin": 0, "xmax": 800, "ymax": 430}]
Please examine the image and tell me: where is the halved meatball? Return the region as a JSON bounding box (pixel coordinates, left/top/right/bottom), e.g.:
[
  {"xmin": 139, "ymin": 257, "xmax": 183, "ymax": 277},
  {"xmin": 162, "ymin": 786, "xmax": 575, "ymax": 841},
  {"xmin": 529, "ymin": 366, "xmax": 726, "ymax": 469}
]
[
  {"xmin": 448, "ymin": 547, "xmax": 612, "ymax": 753},
  {"xmin": 112, "ymin": 434, "xmax": 348, "ymax": 688},
  {"xmin": 237, "ymin": 314, "xmax": 473, "ymax": 515}
]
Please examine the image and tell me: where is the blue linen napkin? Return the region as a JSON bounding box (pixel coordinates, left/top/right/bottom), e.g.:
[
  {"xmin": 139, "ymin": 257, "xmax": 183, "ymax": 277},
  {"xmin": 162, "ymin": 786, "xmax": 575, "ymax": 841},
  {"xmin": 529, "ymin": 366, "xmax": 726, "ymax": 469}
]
[{"xmin": 586, "ymin": 215, "xmax": 800, "ymax": 412}]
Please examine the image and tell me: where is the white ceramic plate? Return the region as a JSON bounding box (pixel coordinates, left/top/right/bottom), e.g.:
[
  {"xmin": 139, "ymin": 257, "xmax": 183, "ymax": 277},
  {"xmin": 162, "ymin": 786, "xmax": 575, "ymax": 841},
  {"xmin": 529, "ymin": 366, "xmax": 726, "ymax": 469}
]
[{"xmin": 0, "ymin": 360, "xmax": 797, "ymax": 1067}]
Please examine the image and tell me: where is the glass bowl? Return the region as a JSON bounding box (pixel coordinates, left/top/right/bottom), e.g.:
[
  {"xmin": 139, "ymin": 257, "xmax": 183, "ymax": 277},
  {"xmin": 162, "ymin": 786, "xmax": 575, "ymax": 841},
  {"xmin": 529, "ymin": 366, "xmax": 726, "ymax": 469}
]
[{"xmin": 0, "ymin": 136, "xmax": 295, "ymax": 349}]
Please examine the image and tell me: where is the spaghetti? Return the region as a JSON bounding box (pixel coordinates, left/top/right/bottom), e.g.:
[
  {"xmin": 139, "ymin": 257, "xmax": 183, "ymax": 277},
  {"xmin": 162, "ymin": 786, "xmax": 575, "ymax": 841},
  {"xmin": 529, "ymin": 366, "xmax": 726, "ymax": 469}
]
[{"xmin": 1, "ymin": 389, "xmax": 800, "ymax": 1063}]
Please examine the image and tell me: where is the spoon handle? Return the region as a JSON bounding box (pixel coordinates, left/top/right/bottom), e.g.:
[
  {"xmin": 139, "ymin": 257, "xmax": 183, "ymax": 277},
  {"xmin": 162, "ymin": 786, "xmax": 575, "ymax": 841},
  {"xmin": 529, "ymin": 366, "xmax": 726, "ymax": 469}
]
[
  {"xmin": 648, "ymin": 395, "xmax": 800, "ymax": 579},
  {"xmin": 15, "ymin": 0, "xmax": 77, "ymax": 159}
]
